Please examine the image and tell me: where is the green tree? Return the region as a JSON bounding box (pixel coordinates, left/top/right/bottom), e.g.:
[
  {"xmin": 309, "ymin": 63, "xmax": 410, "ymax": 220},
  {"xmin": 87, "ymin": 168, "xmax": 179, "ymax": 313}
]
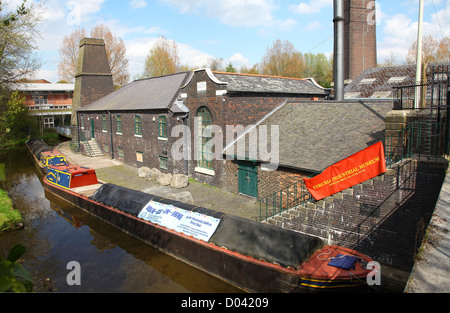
[
  {"xmin": 303, "ymin": 53, "xmax": 333, "ymax": 88},
  {"xmin": 260, "ymin": 39, "xmax": 305, "ymax": 78},
  {"xmin": 0, "ymin": 91, "xmax": 34, "ymax": 144},
  {"xmin": 226, "ymin": 62, "xmax": 236, "ymax": 73},
  {"xmin": 0, "ymin": 0, "xmax": 42, "ymax": 85}
]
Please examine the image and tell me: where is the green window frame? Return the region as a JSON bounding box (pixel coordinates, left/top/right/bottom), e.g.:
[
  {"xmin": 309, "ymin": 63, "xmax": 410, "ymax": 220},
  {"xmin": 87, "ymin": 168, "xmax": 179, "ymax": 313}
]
[
  {"xmin": 116, "ymin": 115, "xmax": 122, "ymax": 134},
  {"xmin": 158, "ymin": 115, "xmax": 167, "ymax": 138},
  {"xmin": 134, "ymin": 115, "xmax": 142, "ymax": 136},
  {"xmin": 118, "ymin": 146, "xmax": 124, "ymax": 158},
  {"xmin": 159, "ymin": 156, "xmax": 168, "ymax": 170},
  {"xmin": 196, "ymin": 107, "xmax": 213, "ymax": 169},
  {"xmin": 102, "ymin": 115, "xmax": 107, "ymax": 132}
]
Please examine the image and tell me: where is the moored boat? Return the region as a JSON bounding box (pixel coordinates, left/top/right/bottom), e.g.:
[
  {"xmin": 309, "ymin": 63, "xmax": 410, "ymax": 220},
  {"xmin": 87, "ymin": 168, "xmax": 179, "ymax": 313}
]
[
  {"xmin": 26, "ymin": 139, "xmax": 375, "ymax": 293},
  {"xmin": 26, "ymin": 138, "xmax": 68, "ymax": 174}
]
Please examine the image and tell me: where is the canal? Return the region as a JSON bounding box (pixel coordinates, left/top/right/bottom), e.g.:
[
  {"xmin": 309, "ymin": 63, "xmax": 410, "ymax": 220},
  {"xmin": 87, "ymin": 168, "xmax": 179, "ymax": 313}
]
[{"xmin": 0, "ymin": 146, "xmax": 242, "ymax": 293}]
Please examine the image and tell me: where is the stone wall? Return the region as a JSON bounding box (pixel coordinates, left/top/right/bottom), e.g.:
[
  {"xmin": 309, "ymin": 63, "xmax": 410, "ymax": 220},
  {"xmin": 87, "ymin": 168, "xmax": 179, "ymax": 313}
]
[{"xmin": 266, "ymin": 158, "xmax": 448, "ymax": 271}]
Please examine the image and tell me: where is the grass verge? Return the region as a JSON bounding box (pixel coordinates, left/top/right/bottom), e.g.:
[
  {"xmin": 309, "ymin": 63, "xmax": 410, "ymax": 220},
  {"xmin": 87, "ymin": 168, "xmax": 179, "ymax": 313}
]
[{"xmin": 0, "ymin": 188, "xmax": 23, "ymax": 232}]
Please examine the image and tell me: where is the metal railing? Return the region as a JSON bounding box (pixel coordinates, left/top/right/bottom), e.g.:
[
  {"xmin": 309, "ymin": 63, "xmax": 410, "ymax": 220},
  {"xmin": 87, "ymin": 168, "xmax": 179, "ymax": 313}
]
[{"xmin": 257, "ymin": 120, "xmax": 449, "ymax": 222}]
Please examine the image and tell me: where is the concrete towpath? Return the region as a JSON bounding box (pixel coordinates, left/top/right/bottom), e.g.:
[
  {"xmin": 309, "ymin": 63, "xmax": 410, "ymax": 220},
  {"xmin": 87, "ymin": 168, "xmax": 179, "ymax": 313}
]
[
  {"xmin": 55, "ymin": 141, "xmax": 261, "ymax": 221},
  {"xmin": 404, "ymin": 171, "xmax": 450, "ymax": 293}
]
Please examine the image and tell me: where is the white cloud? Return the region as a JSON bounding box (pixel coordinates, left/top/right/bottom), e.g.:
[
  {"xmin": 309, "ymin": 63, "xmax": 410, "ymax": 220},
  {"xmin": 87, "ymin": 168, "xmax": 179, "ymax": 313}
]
[
  {"xmin": 228, "ymin": 53, "xmax": 250, "ymax": 68},
  {"xmin": 161, "ymin": 0, "xmax": 295, "ymax": 30},
  {"xmin": 290, "ymin": 0, "xmax": 332, "ymax": 15},
  {"xmin": 130, "ymin": 0, "xmax": 147, "ymax": 9},
  {"xmin": 378, "ymin": 0, "xmax": 450, "ymax": 64},
  {"xmin": 125, "ymin": 37, "xmax": 212, "ymax": 78},
  {"xmin": 305, "ymin": 21, "xmax": 322, "ymax": 32}
]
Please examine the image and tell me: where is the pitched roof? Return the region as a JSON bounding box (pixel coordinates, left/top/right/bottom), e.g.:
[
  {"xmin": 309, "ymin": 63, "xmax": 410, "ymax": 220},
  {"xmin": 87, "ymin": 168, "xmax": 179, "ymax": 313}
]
[
  {"xmin": 213, "ymin": 71, "xmax": 327, "ymax": 96},
  {"xmin": 78, "ymin": 71, "xmax": 191, "ymax": 112},
  {"xmin": 344, "ymin": 62, "xmax": 450, "ymax": 99},
  {"xmin": 344, "ymin": 65, "xmax": 417, "ymax": 99},
  {"xmin": 224, "ymin": 99, "xmax": 393, "ymax": 172}
]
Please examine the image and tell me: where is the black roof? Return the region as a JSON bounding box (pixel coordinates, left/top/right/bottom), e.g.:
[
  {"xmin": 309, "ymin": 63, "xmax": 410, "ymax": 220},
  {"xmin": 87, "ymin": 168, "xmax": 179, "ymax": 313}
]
[{"xmin": 78, "ymin": 71, "xmax": 191, "ymax": 112}]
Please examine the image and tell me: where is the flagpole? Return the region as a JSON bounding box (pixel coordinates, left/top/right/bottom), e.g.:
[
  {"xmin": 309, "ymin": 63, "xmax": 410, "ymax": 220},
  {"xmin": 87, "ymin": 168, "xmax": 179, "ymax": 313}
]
[{"xmin": 414, "ymin": 0, "xmax": 424, "ymax": 109}]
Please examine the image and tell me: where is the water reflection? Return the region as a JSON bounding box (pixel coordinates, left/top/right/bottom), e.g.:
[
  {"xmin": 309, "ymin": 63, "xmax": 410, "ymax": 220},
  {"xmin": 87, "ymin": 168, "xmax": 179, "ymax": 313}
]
[{"xmin": 0, "ymin": 147, "xmax": 241, "ymax": 293}]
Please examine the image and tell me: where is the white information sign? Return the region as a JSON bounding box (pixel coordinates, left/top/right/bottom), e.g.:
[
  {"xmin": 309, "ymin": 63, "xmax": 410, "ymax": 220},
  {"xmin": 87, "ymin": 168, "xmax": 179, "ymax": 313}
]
[{"xmin": 138, "ymin": 200, "xmax": 221, "ymax": 242}]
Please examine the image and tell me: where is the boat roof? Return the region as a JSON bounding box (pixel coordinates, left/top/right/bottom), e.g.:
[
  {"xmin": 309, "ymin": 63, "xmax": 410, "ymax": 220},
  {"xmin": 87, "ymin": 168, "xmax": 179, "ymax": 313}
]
[
  {"xmin": 48, "ymin": 165, "xmax": 95, "ymax": 174},
  {"xmin": 41, "ymin": 150, "xmax": 65, "ymax": 157}
]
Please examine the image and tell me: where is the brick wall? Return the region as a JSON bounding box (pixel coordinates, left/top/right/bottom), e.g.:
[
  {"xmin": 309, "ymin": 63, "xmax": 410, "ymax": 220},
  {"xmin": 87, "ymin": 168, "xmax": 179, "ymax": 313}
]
[
  {"xmin": 79, "ymin": 111, "xmax": 186, "ymax": 173},
  {"xmin": 267, "ymin": 158, "xmax": 448, "ymax": 271},
  {"xmin": 182, "ymin": 69, "xmax": 321, "ymax": 187},
  {"xmin": 344, "ymin": 0, "xmax": 377, "ymax": 80}
]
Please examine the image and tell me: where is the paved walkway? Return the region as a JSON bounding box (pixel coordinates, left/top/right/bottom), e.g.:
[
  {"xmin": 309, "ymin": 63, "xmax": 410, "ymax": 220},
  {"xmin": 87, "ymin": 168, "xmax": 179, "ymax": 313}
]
[
  {"xmin": 404, "ymin": 171, "xmax": 450, "ymax": 293},
  {"xmin": 56, "ymin": 142, "xmax": 261, "ymax": 221}
]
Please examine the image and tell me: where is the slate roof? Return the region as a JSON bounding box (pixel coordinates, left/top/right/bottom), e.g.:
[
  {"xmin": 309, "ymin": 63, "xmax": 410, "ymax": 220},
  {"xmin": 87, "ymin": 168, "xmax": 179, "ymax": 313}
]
[
  {"xmin": 224, "ymin": 100, "xmax": 393, "ymax": 173},
  {"xmin": 212, "ymin": 72, "xmax": 327, "ymax": 96},
  {"xmin": 344, "ymin": 65, "xmax": 417, "ymax": 99},
  {"xmin": 78, "ymin": 71, "xmax": 191, "ymax": 112},
  {"xmin": 345, "ymin": 62, "xmax": 450, "ymax": 99}
]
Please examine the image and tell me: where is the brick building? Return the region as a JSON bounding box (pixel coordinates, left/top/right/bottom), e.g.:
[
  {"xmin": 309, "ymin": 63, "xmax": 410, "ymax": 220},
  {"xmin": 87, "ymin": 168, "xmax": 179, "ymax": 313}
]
[
  {"xmin": 180, "ymin": 69, "xmax": 328, "ymax": 189},
  {"xmin": 75, "ymin": 65, "xmax": 327, "ymax": 192},
  {"xmin": 13, "ymin": 80, "xmax": 74, "ymax": 130},
  {"xmin": 77, "ymin": 71, "xmax": 191, "ymax": 172}
]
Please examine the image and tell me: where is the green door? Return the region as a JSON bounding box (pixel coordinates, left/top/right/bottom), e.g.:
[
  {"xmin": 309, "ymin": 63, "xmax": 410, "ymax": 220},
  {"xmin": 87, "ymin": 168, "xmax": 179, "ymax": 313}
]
[
  {"xmin": 90, "ymin": 118, "xmax": 95, "ymax": 138},
  {"xmin": 238, "ymin": 161, "xmax": 258, "ymax": 198}
]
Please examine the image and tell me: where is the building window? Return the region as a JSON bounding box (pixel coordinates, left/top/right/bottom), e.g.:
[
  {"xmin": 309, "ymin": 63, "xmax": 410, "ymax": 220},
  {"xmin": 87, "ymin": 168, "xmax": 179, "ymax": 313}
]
[
  {"xmin": 158, "ymin": 116, "xmax": 167, "ymax": 138},
  {"xmin": 118, "ymin": 146, "xmax": 124, "ymax": 158},
  {"xmin": 196, "ymin": 107, "xmax": 213, "ymax": 170},
  {"xmin": 102, "ymin": 115, "xmax": 107, "ymax": 132},
  {"xmin": 134, "ymin": 115, "xmax": 142, "ymax": 136},
  {"xmin": 116, "ymin": 115, "xmax": 122, "ymax": 134},
  {"xmin": 136, "ymin": 151, "xmax": 143, "ymax": 163},
  {"xmin": 80, "ymin": 115, "xmax": 84, "ymax": 129},
  {"xmin": 31, "ymin": 94, "xmax": 48, "ymax": 105},
  {"xmin": 159, "ymin": 156, "xmax": 168, "ymax": 170}
]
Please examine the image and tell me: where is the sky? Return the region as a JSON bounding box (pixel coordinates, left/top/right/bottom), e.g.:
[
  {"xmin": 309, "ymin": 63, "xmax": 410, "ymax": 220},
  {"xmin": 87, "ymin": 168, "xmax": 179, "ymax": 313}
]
[{"xmin": 5, "ymin": 0, "xmax": 450, "ymax": 83}]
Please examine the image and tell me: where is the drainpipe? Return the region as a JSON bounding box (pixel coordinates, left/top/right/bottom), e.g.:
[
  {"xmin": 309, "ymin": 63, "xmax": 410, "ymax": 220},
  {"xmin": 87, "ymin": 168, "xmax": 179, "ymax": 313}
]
[
  {"xmin": 108, "ymin": 111, "xmax": 114, "ymax": 159},
  {"xmin": 181, "ymin": 113, "xmax": 189, "ymax": 175},
  {"xmin": 333, "ymin": 0, "xmax": 345, "ymax": 101}
]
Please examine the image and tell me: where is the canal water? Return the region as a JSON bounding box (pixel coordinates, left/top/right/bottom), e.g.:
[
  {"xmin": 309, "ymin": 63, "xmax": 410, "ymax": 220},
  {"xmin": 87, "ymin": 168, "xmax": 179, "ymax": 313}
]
[{"xmin": 0, "ymin": 147, "xmax": 242, "ymax": 293}]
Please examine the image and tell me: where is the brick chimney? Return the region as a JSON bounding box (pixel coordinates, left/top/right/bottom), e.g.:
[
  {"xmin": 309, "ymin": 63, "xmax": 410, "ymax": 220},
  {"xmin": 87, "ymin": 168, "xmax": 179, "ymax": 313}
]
[
  {"xmin": 71, "ymin": 38, "xmax": 114, "ymax": 126},
  {"xmin": 343, "ymin": 0, "xmax": 377, "ymax": 81}
]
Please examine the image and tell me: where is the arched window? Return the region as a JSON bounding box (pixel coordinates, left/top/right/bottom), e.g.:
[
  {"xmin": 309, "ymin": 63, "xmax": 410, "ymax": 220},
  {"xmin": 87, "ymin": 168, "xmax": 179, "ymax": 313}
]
[{"xmin": 196, "ymin": 107, "xmax": 213, "ymax": 169}]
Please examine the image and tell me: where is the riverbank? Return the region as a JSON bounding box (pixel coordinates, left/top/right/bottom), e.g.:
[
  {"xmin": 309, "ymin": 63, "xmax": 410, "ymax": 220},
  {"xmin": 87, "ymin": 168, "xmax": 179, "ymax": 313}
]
[{"xmin": 0, "ymin": 188, "xmax": 23, "ymax": 232}]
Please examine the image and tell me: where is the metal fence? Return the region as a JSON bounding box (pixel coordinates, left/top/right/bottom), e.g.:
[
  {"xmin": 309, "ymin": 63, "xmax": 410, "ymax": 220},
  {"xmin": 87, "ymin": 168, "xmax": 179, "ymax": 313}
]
[{"xmin": 258, "ymin": 120, "xmax": 449, "ymax": 222}]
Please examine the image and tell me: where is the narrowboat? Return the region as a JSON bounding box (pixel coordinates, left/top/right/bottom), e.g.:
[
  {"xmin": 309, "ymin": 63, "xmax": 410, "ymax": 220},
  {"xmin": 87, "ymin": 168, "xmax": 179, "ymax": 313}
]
[
  {"xmin": 26, "ymin": 140, "xmax": 375, "ymax": 293},
  {"xmin": 26, "ymin": 138, "xmax": 68, "ymax": 174}
]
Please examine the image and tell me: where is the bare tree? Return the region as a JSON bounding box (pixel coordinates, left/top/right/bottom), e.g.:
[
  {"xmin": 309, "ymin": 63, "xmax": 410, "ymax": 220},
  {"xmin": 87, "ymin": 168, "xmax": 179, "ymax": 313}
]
[
  {"xmin": 58, "ymin": 24, "xmax": 130, "ymax": 86},
  {"xmin": 57, "ymin": 28, "xmax": 86, "ymax": 83},
  {"xmin": 406, "ymin": 35, "xmax": 450, "ymax": 65},
  {"xmin": 260, "ymin": 39, "xmax": 305, "ymax": 78},
  {"xmin": 142, "ymin": 36, "xmax": 180, "ymax": 78}
]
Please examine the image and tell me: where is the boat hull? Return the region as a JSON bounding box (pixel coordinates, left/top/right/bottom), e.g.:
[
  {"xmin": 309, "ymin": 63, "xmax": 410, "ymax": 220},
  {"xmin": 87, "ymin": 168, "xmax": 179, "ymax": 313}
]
[{"xmin": 44, "ymin": 178, "xmax": 306, "ymax": 293}]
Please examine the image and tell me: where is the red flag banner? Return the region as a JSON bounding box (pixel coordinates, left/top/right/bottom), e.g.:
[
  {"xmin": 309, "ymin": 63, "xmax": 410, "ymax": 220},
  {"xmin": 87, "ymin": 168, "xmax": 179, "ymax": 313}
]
[{"xmin": 303, "ymin": 142, "xmax": 387, "ymax": 201}]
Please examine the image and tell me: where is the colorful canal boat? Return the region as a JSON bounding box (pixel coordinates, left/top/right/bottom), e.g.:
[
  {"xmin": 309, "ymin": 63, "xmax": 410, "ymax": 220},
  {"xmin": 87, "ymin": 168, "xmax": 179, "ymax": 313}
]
[
  {"xmin": 26, "ymin": 138, "xmax": 68, "ymax": 173},
  {"xmin": 26, "ymin": 139, "xmax": 375, "ymax": 293}
]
